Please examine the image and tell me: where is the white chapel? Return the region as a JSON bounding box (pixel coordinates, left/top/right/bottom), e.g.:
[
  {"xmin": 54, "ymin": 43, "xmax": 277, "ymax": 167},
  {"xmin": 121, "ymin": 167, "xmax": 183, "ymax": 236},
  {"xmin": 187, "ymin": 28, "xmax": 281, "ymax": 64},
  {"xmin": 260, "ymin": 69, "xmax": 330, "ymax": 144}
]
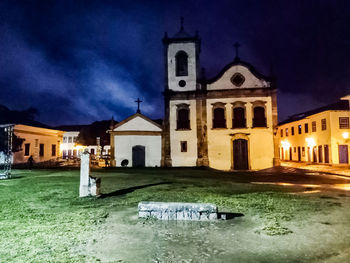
[{"xmin": 109, "ymin": 111, "xmax": 162, "ymax": 167}]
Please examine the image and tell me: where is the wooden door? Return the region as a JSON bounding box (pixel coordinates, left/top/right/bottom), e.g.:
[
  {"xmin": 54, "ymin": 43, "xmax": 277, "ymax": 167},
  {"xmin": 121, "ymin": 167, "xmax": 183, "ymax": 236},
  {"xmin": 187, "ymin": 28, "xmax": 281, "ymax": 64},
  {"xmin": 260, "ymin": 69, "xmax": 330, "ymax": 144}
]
[
  {"xmin": 339, "ymin": 145, "xmax": 349, "ymax": 164},
  {"xmin": 318, "ymin": 145, "xmax": 323, "ymax": 163},
  {"xmin": 233, "ymin": 139, "xmax": 248, "ymax": 170},
  {"xmin": 313, "ymin": 146, "xmax": 317, "ymax": 163},
  {"xmin": 298, "ymin": 147, "xmax": 301, "ymax": 161},
  {"xmin": 289, "ymin": 147, "xmax": 292, "ymax": 161},
  {"xmin": 132, "ymin": 145, "xmax": 145, "ymax": 167},
  {"xmin": 324, "ymin": 145, "xmax": 329, "ymax": 163}
]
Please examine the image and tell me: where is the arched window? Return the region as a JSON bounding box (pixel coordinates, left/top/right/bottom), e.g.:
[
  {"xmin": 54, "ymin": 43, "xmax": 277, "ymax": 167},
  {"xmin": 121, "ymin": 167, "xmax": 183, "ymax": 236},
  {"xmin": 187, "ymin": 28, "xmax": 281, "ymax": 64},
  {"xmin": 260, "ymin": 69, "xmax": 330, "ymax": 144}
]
[
  {"xmin": 176, "ymin": 104, "xmax": 190, "ymax": 130},
  {"xmin": 213, "ymin": 107, "xmax": 226, "ymax": 128},
  {"xmin": 233, "ymin": 107, "xmax": 246, "ymax": 128},
  {"xmin": 253, "ymin": 106, "xmax": 266, "ymax": 127},
  {"xmin": 175, "ymin": 51, "xmax": 188, "ymax": 76}
]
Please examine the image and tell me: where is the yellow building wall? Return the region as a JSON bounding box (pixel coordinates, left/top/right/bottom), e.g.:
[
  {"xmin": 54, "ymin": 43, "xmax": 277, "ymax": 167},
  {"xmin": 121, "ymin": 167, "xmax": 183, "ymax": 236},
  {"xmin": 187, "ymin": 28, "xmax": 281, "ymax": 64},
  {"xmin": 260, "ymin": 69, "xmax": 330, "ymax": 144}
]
[
  {"xmin": 330, "ymin": 111, "xmax": 350, "ymax": 164},
  {"xmin": 169, "ymin": 99, "xmax": 198, "ymax": 166},
  {"xmin": 13, "ymin": 125, "xmax": 63, "ymax": 164},
  {"xmin": 277, "ymin": 110, "xmax": 349, "ymax": 165},
  {"xmin": 207, "ymin": 97, "xmax": 274, "ymax": 170}
]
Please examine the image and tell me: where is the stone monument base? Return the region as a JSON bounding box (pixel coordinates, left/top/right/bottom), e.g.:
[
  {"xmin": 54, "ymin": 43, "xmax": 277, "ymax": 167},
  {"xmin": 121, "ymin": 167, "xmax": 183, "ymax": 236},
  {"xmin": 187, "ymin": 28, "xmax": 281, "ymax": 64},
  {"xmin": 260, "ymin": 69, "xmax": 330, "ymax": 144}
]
[{"xmin": 138, "ymin": 201, "xmax": 218, "ymax": 221}]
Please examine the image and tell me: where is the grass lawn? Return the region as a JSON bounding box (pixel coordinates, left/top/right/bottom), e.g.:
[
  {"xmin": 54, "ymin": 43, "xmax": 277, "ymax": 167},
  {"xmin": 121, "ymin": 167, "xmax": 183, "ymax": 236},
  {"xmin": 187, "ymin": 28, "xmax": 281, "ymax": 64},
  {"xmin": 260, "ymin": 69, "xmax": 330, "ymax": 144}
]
[{"xmin": 0, "ymin": 168, "xmax": 350, "ymax": 262}]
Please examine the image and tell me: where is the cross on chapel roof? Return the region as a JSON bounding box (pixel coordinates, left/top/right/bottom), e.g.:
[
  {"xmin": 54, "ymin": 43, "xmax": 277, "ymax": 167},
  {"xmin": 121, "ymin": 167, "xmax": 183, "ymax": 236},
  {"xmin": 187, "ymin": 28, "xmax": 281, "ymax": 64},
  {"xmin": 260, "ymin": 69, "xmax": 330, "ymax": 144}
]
[
  {"xmin": 233, "ymin": 42, "xmax": 240, "ymax": 61},
  {"xmin": 180, "ymin": 16, "xmax": 184, "ymax": 31},
  {"xmin": 135, "ymin": 98, "xmax": 142, "ymax": 113}
]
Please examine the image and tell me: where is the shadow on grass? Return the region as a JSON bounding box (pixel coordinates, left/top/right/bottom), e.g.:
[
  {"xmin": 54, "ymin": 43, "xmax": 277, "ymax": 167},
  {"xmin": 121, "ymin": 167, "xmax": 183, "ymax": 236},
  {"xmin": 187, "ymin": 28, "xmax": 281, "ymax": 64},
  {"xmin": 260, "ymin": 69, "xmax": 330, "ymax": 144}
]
[
  {"xmin": 0, "ymin": 175, "xmax": 25, "ymax": 180},
  {"xmin": 99, "ymin": 182, "xmax": 172, "ymax": 199},
  {"xmin": 218, "ymin": 212, "xmax": 244, "ymax": 220}
]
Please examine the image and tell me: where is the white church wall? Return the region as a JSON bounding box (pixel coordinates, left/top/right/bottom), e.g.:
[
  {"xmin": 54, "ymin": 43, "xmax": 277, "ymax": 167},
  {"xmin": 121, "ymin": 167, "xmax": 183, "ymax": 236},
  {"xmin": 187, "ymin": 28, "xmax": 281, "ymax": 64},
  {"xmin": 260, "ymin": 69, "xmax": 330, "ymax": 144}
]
[
  {"xmin": 167, "ymin": 42, "xmax": 197, "ymax": 92},
  {"xmin": 114, "ymin": 135, "xmax": 161, "ymax": 167},
  {"xmin": 115, "ymin": 116, "xmax": 161, "ymax": 132},
  {"xmin": 207, "ymin": 65, "xmax": 270, "ymax": 90},
  {"xmin": 169, "ymin": 99, "xmax": 198, "ymax": 166},
  {"xmin": 206, "ymin": 97, "xmax": 274, "ymax": 170}
]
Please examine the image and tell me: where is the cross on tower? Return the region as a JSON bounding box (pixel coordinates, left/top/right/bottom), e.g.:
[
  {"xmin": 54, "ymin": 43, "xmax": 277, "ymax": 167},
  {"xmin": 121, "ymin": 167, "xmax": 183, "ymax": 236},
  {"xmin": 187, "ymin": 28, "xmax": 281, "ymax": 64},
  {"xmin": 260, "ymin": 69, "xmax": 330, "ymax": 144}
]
[
  {"xmin": 135, "ymin": 98, "xmax": 142, "ymax": 113},
  {"xmin": 233, "ymin": 42, "xmax": 240, "ymax": 60}
]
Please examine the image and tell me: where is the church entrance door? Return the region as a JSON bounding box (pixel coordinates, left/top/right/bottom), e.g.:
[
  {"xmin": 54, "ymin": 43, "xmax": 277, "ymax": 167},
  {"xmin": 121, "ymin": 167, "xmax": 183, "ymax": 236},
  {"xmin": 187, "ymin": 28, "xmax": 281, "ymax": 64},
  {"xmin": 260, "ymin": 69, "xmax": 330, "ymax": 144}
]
[
  {"xmin": 132, "ymin": 145, "xmax": 145, "ymax": 167},
  {"xmin": 233, "ymin": 139, "xmax": 248, "ymax": 170}
]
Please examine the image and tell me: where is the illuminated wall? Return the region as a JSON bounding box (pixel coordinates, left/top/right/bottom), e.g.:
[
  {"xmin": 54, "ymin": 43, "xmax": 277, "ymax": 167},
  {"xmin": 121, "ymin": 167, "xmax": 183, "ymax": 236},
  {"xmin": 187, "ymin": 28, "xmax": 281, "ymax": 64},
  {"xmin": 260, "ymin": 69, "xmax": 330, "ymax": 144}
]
[
  {"xmin": 277, "ymin": 109, "xmax": 350, "ymax": 165},
  {"xmin": 13, "ymin": 124, "xmax": 64, "ymax": 164}
]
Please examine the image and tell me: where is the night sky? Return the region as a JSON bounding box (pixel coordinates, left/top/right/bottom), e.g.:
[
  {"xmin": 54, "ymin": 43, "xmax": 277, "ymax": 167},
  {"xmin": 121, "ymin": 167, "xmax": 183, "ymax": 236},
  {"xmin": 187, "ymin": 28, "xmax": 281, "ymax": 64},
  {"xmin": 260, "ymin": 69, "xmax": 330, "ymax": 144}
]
[{"xmin": 1, "ymin": 0, "xmax": 349, "ymax": 126}]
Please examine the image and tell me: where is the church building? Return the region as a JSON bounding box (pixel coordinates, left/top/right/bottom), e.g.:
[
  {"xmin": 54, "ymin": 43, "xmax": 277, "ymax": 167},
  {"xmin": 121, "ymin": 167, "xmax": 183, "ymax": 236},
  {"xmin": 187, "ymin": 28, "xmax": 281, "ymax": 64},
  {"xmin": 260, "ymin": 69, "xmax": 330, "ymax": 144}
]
[
  {"xmin": 110, "ymin": 23, "xmax": 278, "ymax": 170},
  {"xmin": 161, "ymin": 24, "xmax": 278, "ymax": 170},
  {"xmin": 109, "ymin": 108, "xmax": 162, "ymax": 167}
]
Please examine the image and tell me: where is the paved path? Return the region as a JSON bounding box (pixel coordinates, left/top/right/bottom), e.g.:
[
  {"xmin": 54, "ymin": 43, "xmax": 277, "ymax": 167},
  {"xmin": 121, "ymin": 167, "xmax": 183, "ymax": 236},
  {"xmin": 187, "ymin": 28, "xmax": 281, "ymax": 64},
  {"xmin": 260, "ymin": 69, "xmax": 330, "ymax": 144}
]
[
  {"xmin": 252, "ymin": 166, "xmax": 350, "ymax": 193},
  {"xmin": 280, "ymin": 161, "xmax": 350, "ymax": 177}
]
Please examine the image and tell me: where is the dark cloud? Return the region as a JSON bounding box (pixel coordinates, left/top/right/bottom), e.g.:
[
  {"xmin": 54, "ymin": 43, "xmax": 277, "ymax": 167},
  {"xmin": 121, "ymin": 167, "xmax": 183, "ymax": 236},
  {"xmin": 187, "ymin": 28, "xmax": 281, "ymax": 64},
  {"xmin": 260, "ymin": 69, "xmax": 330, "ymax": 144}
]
[{"xmin": 1, "ymin": 0, "xmax": 350, "ymax": 125}]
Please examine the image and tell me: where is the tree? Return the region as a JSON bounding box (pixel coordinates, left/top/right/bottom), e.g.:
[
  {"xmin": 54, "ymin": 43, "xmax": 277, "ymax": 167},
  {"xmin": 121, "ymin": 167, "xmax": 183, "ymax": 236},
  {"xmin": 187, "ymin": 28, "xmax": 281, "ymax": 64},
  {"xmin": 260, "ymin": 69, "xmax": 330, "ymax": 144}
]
[
  {"xmin": 0, "ymin": 105, "xmax": 39, "ymax": 124},
  {"xmin": 76, "ymin": 120, "xmax": 113, "ymax": 150}
]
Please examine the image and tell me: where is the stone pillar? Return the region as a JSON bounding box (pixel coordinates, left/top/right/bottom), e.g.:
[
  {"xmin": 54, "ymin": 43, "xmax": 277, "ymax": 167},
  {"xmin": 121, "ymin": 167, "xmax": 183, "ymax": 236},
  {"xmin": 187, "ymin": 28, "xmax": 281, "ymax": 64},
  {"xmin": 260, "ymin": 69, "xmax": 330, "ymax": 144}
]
[
  {"xmin": 271, "ymin": 90, "xmax": 280, "ymax": 166},
  {"xmin": 161, "ymin": 91, "xmax": 172, "ymax": 167},
  {"xmin": 109, "ymin": 131, "xmax": 116, "ymax": 167},
  {"xmin": 80, "ymin": 151, "xmax": 91, "ymax": 197},
  {"xmin": 196, "ymin": 95, "xmax": 209, "ymax": 167},
  {"xmin": 80, "ymin": 150, "xmax": 101, "ymax": 197},
  {"xmin": 246, "ymin": 102, "xmax": 253, "ymax": 128},
  {"xmin": 96, "ymin": 137, "xmax": 101, "ymax": 159}
]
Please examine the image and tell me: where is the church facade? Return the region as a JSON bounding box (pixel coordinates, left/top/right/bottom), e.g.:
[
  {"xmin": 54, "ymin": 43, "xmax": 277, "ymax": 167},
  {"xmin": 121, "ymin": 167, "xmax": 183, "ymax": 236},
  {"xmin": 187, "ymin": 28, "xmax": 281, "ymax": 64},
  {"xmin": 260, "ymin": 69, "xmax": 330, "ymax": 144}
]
[
  {"xmin": 109, "ymin": 26, "xmax": 278, "ymax": 170},
  {"xmin": 161, "ymin": 26, "xmax": 278, "ymax": 170}
]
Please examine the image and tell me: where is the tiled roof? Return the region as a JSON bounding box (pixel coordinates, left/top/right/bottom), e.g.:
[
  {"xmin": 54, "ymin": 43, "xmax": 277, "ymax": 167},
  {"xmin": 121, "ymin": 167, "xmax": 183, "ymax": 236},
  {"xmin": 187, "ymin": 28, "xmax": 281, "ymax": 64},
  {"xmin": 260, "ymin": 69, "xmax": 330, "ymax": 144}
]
[{"xmin": 279, "ymin": 99, "xmax": 349, "ymax": 125}]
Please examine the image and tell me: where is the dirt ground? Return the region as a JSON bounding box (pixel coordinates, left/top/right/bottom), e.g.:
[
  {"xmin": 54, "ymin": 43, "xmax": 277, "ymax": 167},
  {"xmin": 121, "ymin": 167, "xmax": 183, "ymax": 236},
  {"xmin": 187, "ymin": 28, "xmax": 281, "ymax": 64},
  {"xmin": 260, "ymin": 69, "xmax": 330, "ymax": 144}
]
[
  {"xmin": 86, "ymin": 167, "xmax": 350, "ymax": 263},
  {"xmin": 1, "ymin": 167, "xmax": 350, "ymax": 262}
]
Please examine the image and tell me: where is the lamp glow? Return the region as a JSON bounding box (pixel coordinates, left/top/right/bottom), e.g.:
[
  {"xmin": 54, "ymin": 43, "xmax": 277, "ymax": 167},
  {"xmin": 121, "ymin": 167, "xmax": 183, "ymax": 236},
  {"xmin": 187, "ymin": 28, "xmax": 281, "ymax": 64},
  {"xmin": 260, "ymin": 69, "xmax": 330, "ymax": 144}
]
[
  {"xmin": 306, "ymin": 137, "xmax": 316, "ymax": 148},
  {"xmin": 342, "ymin": 132, "xmax": 349, "ymax": 139},
  {"xmin": 281, "ymin": 140, "xmax": 290, "ymax": 149},
  {"xmin": 74, "ymin": 145, "xmax": 85, "ymax": 150}
]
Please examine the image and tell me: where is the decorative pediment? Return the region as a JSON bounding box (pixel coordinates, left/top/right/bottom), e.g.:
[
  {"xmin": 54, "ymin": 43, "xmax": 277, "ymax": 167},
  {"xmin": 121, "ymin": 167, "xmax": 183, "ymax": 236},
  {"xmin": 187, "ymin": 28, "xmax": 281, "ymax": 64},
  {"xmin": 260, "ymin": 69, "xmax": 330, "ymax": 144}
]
[
  {"xmin": 206, "ymin": 61, "xmax": 271, "ymax": 91},
  {"xmin": 211, "ymin": 102, "xmax": 226, "ymax": 108},
  {"xmin": 231, "ymin": 101, "xmax": 247, "ymax": 108}
]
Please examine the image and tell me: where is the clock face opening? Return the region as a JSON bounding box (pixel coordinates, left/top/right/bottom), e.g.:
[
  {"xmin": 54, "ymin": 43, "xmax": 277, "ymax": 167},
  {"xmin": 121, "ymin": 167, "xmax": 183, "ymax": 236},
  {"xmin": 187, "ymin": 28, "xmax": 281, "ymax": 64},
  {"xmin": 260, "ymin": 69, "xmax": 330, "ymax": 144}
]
[
  {"xmin": 178, "ymin": 80, "xmax": 187, "ymax": 87},
  {"xmin": 231, "ymin": 73, "xmax": 245, "ymax": 87}
]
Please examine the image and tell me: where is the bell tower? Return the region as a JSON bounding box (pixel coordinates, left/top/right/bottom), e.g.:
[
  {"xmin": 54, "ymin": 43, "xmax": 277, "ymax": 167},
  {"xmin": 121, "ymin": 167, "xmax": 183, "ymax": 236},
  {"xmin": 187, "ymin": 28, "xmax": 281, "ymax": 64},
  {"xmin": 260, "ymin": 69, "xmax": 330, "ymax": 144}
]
[
  {"xmin": 161, "ymin": 20, "xmax": 201, "ymax": 167},
  {"xmin": 163, "ymin": 18, "xmax": 201, "ymax": 92}
]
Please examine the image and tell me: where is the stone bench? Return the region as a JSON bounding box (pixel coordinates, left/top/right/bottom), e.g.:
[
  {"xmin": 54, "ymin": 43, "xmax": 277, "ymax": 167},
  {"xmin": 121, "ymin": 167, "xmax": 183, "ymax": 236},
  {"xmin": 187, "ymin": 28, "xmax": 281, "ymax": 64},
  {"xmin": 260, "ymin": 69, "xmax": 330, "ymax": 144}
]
[{"xmin": 138, "ymin": 201, "xmax": 218, "ymax": 221}]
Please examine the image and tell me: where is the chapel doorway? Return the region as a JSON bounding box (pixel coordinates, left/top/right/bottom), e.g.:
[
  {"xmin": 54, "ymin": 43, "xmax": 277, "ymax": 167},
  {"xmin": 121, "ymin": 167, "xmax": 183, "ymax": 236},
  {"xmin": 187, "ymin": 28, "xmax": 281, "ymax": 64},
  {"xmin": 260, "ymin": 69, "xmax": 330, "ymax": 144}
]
[
  {"xmin": 132, "ymin": 145, "xmax": 145, "ymax": 167},
  {"xmin": 233, "ymin": 139, "xmax": 248, "ymax": 170}
]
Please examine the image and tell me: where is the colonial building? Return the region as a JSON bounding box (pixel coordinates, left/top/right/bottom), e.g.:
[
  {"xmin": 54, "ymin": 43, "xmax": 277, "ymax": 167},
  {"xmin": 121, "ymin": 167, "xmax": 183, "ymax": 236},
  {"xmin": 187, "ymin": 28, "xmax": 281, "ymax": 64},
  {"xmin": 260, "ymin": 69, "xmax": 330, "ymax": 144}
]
[
  {"xmin": 59, "ymin": 125, "xmax": 111, "ymax": 161},
  {"xmin": 109, "ymin": 113, "xmax": 162, "ymax": 167},
  {"xmin": 11, "ymin": 124, "xmax": 63, "ymax": 164},
  {"xmin": 61, "ymin": 131, "xmax": 80, "ymax": 158},
  {"xmin": 161, "ymin": 25, "xmax": 278, "ymax": 170},
  {"xmin": 277, "ymin": 96, "xmax": 350, "ymax": 165}
]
